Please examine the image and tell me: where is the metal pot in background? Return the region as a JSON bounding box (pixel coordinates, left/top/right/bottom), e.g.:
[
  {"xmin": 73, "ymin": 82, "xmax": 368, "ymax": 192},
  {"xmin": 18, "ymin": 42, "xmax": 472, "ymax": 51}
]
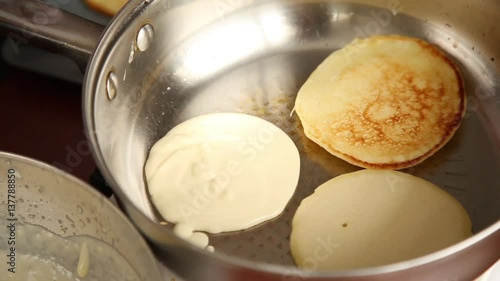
[
  {"xmin": 1, "ymin": 0, "xmax": 499, "ymax": 281},
  {"xmin": 0, "ymin": 152, "xmax": 164, "ymax": 281}
]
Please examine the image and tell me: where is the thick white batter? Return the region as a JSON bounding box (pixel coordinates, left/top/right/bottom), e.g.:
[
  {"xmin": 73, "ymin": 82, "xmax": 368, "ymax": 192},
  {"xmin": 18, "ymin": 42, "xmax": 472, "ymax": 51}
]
[
  {"xmin": 145, "ymin": 113, "xmax": 301, "ymax": 239},
  {"xmin": 1, "ymin": 224, "xmax": 141, "ymax": 281}
]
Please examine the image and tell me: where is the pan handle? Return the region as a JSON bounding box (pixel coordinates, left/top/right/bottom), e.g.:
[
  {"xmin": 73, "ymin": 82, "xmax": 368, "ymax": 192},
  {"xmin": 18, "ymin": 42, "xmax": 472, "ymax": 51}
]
[{"xmin": 0, "ymin": 0, "xmax": 105, "ymax": 71}]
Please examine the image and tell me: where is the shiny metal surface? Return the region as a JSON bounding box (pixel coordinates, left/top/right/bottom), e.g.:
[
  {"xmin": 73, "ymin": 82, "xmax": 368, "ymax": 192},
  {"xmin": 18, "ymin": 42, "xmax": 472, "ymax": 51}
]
[
  {"xmin": 83, "ymin": 0, "xmax": 500, "ymax": 280},
  {"xmin": 0, "ymin": 0, "xmax": 104, "ymax": 70},
  {"xmin": 0, "ymin": 152, "xmax": 163, "ymax": 281}
]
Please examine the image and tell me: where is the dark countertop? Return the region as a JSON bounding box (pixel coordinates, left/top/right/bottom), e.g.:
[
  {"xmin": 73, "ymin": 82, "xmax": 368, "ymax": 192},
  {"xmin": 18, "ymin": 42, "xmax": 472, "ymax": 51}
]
[
  {"xmin": 0, "ymin": 50, "xmax": 96, "ymax": 183},
  {"xmin": 0, "ymin": 0, "xmax": 110, "ymax": 184}
]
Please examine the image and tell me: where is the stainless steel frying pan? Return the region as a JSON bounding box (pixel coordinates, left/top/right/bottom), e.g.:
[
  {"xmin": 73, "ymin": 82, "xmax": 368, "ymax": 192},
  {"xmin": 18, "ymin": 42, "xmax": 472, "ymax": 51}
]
[{"xmin": 1, "ymin": 0, "xmax": 499, "ymax": 280}]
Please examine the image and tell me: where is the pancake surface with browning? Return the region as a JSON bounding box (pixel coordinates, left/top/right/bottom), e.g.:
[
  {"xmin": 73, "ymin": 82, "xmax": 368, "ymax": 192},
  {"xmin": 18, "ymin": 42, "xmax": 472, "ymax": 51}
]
[
  {"xmin": 85, "ymin": 0, "xmax": 127, "ymax": 16},
  {"xmin": 294, "ymin": 35, "xmax": 465, "ymax": 169}
]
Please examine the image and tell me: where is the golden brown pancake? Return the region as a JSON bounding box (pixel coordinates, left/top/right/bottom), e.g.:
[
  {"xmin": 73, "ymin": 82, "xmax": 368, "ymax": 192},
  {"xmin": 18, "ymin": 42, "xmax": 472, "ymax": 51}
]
[
  {"xmin": 85, "ymin": 0, "xmax": 127, "ymax": 16},
  {"xmin": 294, "ymin": 35, "xmax": 466, "ymax": 169}
]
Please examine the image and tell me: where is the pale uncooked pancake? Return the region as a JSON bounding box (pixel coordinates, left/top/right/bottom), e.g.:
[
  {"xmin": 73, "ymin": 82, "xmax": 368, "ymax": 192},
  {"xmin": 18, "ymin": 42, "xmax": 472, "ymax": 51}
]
[
  {"xmin": 145, "ymin": 113, "xmax": 300, "ymax": 235},
  {"xmin": 290, "ymin": 170, "xmax": 471, "ymax": 270},
  {"xmin": 294, "ymin": 35, "xmax": 466, "ymax": 169}
]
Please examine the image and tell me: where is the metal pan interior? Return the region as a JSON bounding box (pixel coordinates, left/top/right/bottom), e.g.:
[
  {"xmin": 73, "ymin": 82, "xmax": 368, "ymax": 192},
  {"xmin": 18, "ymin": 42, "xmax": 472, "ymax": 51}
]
[{"xmin": 87, "ymin": 0, "xmax": 500, "ymax": 266}]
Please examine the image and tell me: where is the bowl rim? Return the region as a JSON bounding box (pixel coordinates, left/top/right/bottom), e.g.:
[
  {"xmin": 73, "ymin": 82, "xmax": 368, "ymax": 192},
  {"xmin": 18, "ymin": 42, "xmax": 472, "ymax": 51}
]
[{"xmin": 0, "ymin": 150, "xmax": 164, "ymax": 281}]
